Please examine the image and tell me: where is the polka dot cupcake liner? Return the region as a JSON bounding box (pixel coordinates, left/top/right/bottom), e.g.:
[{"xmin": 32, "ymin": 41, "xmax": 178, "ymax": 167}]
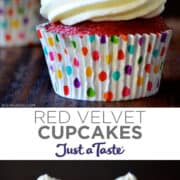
[
  {"xmin": 37, "ymin": 23, "xmax": 172, "ymax": 101},
  {"xmin": 0, "ymin": 0, "xmax": 42, "ymax": 47}
]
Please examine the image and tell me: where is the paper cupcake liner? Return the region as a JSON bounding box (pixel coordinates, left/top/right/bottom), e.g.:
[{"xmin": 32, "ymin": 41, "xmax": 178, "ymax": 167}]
[
  {"xmin": 0, "ymin": 0, "xmax": 42, "ymax": 47},
  {"xmin": 37, "ymin": 23, "xmax": 172, "ymax": 101}
]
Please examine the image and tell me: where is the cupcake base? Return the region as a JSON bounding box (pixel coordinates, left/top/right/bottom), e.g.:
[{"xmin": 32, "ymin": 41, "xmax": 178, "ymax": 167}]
[{"xmin": 37, "ymin": 23, "xmax": 172, "ymax": 101}]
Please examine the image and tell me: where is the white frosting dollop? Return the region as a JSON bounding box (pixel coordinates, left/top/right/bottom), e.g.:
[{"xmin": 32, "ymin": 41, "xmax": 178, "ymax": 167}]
[
  {"xmin": 40, "ymin": 0, "xmax": 167, "ymax": 25},
  {"xmin": 37, "ymin": 174, "xmax": 60, "ymax": 180},
  {"xmin": 115, "ymin": 172, "xmax": 137, "ymax": 180}
]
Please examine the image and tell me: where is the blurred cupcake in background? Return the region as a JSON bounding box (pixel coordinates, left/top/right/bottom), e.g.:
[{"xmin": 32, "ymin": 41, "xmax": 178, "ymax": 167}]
[
  {"xmin": 37, "ymin": 0, "xmax": 172, "ymax": 101},
  {"xmin": 0, "ymin": 0, "xmax": 42, "ymax": 47}
]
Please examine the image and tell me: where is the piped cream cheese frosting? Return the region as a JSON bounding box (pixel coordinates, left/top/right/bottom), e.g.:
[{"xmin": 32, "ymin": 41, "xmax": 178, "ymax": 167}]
[
  {"xmin": 37, "ymin": 174, "xmax": 60, "ymax": 180},
  {"xmin": 40, "ymin": 0, "xmax": 167, "ymax": 25},
  {"xmin": 115, "ymin": 172, "xmax": 138, "ymax": 180}
]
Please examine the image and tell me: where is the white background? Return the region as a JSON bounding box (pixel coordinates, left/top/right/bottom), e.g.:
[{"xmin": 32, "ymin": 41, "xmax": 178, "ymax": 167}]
[{"xmin": 0, "ymin": 108, "xmax": 179, "ymax": 160}]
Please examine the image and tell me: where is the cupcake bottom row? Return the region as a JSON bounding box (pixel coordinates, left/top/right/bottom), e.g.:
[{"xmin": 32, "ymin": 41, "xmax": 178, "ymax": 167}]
[{"xmin": 38, "ymin": 172, "xmax": 137, "ymax": 180}]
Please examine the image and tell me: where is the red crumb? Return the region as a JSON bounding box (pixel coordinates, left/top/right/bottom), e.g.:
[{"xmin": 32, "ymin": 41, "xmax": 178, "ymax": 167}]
[{"xmin": 44, "ymin": 17, "xmax": 169, "ymax": 36}]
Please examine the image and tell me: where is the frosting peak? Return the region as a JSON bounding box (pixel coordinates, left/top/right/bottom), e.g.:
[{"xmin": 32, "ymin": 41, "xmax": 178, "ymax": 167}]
[
  {"xmin": 40, "ymin": 0, "xmax": 167, "ymax": 25},
  {"xmin": 37, "ymin": 174, "xmax": 59, "ymax": 180},
  {"xmin": 115, "ymin": 172, "xmax": 138, "ymax": 180}
]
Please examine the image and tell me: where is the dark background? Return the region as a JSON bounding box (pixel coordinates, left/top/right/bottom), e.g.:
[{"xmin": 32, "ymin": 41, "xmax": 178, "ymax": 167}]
[
  {"xmin": 0, "ymin": 161, "xmax": 180, "ymax": 180},
  {"xmin": 165, "ymin": 1, "xmax": 180, "ymax": 17}
]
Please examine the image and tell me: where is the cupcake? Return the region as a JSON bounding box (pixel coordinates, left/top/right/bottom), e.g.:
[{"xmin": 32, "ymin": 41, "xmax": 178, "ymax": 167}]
[
  {"xmin": 37, "ymin": 0, "xmax": 172, "ymax": 101},
  {"xmin": 0, "ymin": 0, "xmax": 41, "ymax": 47},
  {"xmin": 37, "ymin": 174, "xmax": 60, "ymax": 180},
  {"xmin": 115, "ymin": 172, "xmax": 137, "ymax": 180},
  {"xmin": 37, "ymin": 172, "xmax": 136, "ymax": 180}
]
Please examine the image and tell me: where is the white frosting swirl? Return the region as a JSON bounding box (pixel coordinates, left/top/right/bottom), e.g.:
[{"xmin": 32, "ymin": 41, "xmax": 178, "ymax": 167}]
[
  {"xmin": 115, "ymin": 172, "xmax": 138, "ymax": 180},
  {"xmin": 37, "ymin": 174, "xmax": 60, "ymax": 180},
  {"xmin": 40, "ymin": 0, "xmax": 166, "ymax": 25}
]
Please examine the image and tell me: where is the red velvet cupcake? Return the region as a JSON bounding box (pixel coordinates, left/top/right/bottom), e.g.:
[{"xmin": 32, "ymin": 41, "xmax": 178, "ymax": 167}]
[{"xmin": 37, "ymin": 0, "xmax": 172, "ymax": 101}]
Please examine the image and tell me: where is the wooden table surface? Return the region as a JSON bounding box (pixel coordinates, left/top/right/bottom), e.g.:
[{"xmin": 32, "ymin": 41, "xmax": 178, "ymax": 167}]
[{"xmin": 0, "ymin": 18, "xmax": 180, "ymax": 107}]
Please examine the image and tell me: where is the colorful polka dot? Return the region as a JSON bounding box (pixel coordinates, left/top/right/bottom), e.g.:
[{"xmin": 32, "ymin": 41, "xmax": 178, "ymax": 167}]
[
  {"xmin": 148, "ymin": 43, "xmax": 152, "ymax": 53},
  {"xmin": 49, "ymin": 65, "xmax": 54, "ymax": 72},
  {"xmin": 86, "ymin": 67, "xmax": 93, "ymax": 77},
  {"xmin": 0, "ymin": 8, "xmax": 4, "ymax": 15},
  {"xmin": 111, "ymin": 35, "xmax": 119, "ymax": 44},
  {"xmin": 112, "ymin": 71, "xmax": 121, "ymax": 81},
  {"xmin": 137, "ymin": 76, "xmax": 144, "ymax": 86},
  {"xmin": 49, "ymin": 52, "xmax": 54, "ymax": 61},
  {"xmin": 138, "ymin": 56, "xmax": 143, "ymax": 65},
  {"xmin": 66, "ymin": 66, "xmax": 73, "ymax": 76},
  {"xmin": 57, "ymin": 53, "xmax": 62, "ymax": 62},
  {"xmin": 87, "ymin": 88, "xmax": 96, "ymax": 98},
  {"xmin": 145, "ymin": 64, "xmax": 151, "ymax": 73},
  {"xmin": 99, "ymin": 71, "xmax": 107, "ymax": 82},
  {"xmin": 43, "ymin": 47, "xmax": 48, "ymax": 56},
  {"xmin": 118, "ymin": 49, "xmax": 125, "ymax": 60},
  {"xmin": 161, "ymin": 32, "xmax": 167, "ymax": 43},
  {"xmin": 71, "ymin": 41, "xmax": 77, "ymax": 48},
  {"xmin": 73, "ymin": 58, "xmax": 80, "ymax": 67},
  {"xmin": 139, "ymin": 37, "xmax": 145, "ymax": 46},
  {"xmin": 23, "ymin": 17, "xmax": 29, "ymax": 25},
  {"xmin": 147, "ymin": 81, "xmax": 153, "ymax": 91},
  {"xmin": 64, "ymin": 49, "xmax": 68, "ymax": 54},
  {"xmin": 82, "ymin": 47, "xmax": 88, "ymax": 56},
  {"xmin": 56, "ymin": 70, "xmax": 63, "ymax": 79},
  {"xmin": 48, "ymin": 37, "xmax": 54, "ymax": 47},
  {"xmin": 55, "ymin": 34, "xmax": 60, "ymax": 42},
  {"xmin": 104, "ymin": 91, "xmax": 113, "ymax": 101},
  {"xmin": 154, "ymin": 64, "xmax": 159, "ymax": 74},
  {"xmin": 127, "ymin": 45, "xmax": 135, "ymax": 54},
  {"xmin": 7, "ymin": 8, "xmax": 13, "ymax": 16},
  {"xmin": 0, "ymin": 21, "xmax": 7, "ymax": 29},
  {"xmin": 105, "ymin": 54, "xmax": 112, "ymax": 64},
  {"xmin": 5, "ymin": 33, "xmax": 12, "ymax": 41},
  {"xmin": 64, "ymin": 86, "xmax": 70, "ymax": 96},
  {"xmin": 89, "ymin": 35, "xmax": 95, "ymax": 43},
  {"xmin": 125, "ymin": 65, "xmax": 132, "ymax": 75},
  {"xmin": 153, "ymin": 49, "xmax": 159, "ymax": 58},
  {"xmin": 92, "ymin": 50, "xmax": 100, "ymax": 61},
  {"xmin": 11, "ymin": 19, "xmax": 20, "ymax": 28},
  {"xmin": 36, "ymin": 29, "xmax": 42, "ymax": 39},
  {"xmin": 120, "ymin": 34, "xmax": 128, "ymax": 41},
  {"xmin": 122, "ymin": 87, "xmax": 131, "ymax": 97},
  {"xmin": 101, "ymin": 35, "xmax": 106, "ymax": 44},
  {"xmin": 17, "ymin": 7, "xmax": 24, "ymax": 15},
  {"xmin": 74, "ymin": 78, "xmax": 81, "ymax": 88},
  {"xmin": 18, "ymin": 32, "xmax": 25, "ymax": 39}
]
